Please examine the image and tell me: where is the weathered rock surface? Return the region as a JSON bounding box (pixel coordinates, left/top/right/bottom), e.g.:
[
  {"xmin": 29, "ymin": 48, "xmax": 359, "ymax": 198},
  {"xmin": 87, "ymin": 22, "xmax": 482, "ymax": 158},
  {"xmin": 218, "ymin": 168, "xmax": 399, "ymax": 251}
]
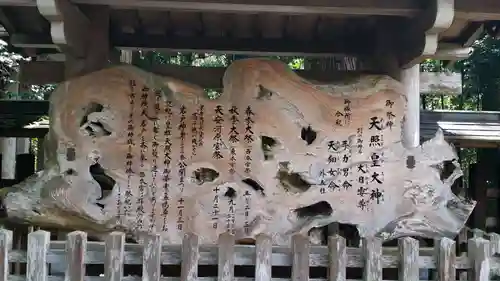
[{"xmin": 2, "ymin": 59, "xmax": 474, "ymax": 245}]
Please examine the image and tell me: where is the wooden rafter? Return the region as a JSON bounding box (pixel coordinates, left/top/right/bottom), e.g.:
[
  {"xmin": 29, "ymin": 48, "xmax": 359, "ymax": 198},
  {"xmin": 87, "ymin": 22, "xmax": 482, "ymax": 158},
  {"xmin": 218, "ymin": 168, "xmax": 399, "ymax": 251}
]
[{"xmin": 0, "ymin": 0, "xmax": 422, "ymax": 16}]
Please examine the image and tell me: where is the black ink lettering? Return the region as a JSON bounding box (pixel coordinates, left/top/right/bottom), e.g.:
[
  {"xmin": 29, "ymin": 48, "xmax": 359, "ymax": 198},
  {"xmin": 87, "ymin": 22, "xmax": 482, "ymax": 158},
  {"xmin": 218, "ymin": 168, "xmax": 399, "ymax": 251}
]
[
  {"xmin": 368, "ymin": 117, "xmax": 383, "ymax": 131},
  {"xmin": 162, "ymin": 100, "xmax": 173, "ymax": 232}
]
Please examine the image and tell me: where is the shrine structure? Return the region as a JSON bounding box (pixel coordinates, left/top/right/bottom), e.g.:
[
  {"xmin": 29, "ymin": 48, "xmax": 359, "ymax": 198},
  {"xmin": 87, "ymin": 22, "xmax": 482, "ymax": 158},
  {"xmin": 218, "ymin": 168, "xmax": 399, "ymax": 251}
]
[{"xmin": 0, "ymin": 0, "xmax": 500, "ymax": 245}]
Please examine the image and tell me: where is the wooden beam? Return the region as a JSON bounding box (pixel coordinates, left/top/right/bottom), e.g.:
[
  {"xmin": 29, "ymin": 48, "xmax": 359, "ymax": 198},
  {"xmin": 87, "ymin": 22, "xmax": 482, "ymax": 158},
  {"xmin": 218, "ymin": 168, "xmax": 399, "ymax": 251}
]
[
  {"xmin": 19, "ymin": 61, "xmax": 462, "ymax": 96},
  {"xmin": 0, "ymin": 0, "xmax": 421, "ymax": 16},
  {"xmin": 455, "ymin": 0, "xmax": 500, "ymax": 21},
  {"xmin": 9, "ymin": 30, "xmax": 378, "ymax": 56},
  {"xmin": 113, "ymin": 32, "xmax": 374, "ymax": 56}
]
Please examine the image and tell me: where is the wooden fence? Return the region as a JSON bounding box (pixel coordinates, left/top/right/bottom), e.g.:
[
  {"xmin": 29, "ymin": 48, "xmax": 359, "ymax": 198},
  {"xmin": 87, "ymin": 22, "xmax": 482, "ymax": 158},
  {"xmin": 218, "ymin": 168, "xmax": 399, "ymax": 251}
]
[{"xmin": 0, "ymin": 229, "xmax": 499, "ymax": 281}]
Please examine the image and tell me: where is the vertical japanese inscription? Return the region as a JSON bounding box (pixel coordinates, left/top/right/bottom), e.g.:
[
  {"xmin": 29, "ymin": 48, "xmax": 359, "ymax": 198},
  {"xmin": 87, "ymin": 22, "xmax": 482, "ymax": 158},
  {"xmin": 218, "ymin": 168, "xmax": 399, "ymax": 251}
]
[
  {"xmin": 340, "ymin": 139, "xmax": 352, "ymax": 191},
  {"xmin": 198, "ymin": 105, "xmax": 205, "ymax": 147},
  {"xmin": 227, "ymin": 106, "xmax": 239, "ymax": 234},
  {"xmin": 385, "ymin": 99, "xmax": 395, "ymax": 130},
  {"xmin": 368, "ymin": 116, "xmax": 384, "ymax": 148},
  {"xmin": 137, "ymin": 85, "xmax": 149, "ymax": 230},
  {"xmin": 244, "ymin": 106, "xmax": 255, "ymax": 174},
  {"xmin": 191, "ymin": 107, "xmax": 198, "ymax": 157},
  {"xmin": 326, "ymin": 140, "xmax": 340, "ymax": 192},
  {"xmin": 243, "ymin": 190, "xmax": 251, "ymax": 235},
  {"xmin": 177, "ymin": 105, "xmax": 187, "ymax": 231},
  {"xmin": 124, "ymin": 79, "xmax": 136, "ymax": 220},
  {"xmin": 228, "ymin": 106, "xmax": 239, "ymax": 176},
  {"xmin": 162, "ymin": 100, "xmax": 173, "ymax": 231},
  {"xmin": 343, "ymin": 99, "xmax": 352, "ymax": 125},
  {"xmin": 356, "ymin": 127, "xmax": 363, "ymax": 154},
  {"xmin": 355, "ymin": 112, "xmax": 387, "ymax": 211},
  {"xmin": 212, "ymin": 105, "xmax": 224, "ymax": 230},
  {"xmin": 213, "ymin": 105, "xmax": 224, "ymax": 160},
  {"xmin": 149, "ymin": 90, "xmax": 161, "ymax": 232}
]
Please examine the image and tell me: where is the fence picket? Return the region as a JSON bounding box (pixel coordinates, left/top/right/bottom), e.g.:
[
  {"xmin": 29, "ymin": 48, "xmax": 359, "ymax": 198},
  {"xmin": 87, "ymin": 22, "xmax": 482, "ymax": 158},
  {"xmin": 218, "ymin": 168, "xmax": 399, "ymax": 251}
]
[
  {"xmin": 328, "ymin": 235, "xmax": 346, "ymax": 281},
  {"xmin": 488, "ymin": 232, "xmax": 500, "ymax": 256},
  {"xmin": 6, "ymin": 229, "xmax": 500, "ymax": 281},
  {"xmin": 181, "ymin": 233, "xmax": 199, "ymax": 281},
  {"xmin": 65, "ymin": 231, "xmax": 87, "ymax": 281},
  {"xmin": 255, "ymin": 234, "xmax": 272, "ymax": 281},
  {"xmin": 27, "ymin": 230, "xmax": 50, "ymax": 281},
  {"xmin": 398, "ymin": 237, "xmax": 418, "ymax": 281},
  {"xmin": 362, "ymin": 237, "xmax": 382, "ymax": 281},
  {"xmin": 104, "ymin": 232, "xmax": 125, "ymax": 281},
  {"xmin": 472, "ymin": 229, "xmax": 484, "ymax": 239},
  {"xmin": 467, "ymin": 238, "xmax": 490, "ymax": 281},
  {"xmin": 142, "ymin": 234, "xmax": 162, "ymax": 281},
  {"xmin": 435, "ymin": 238, "xmax": 456, "ymax": 281},
  {"xmin": 218, "ymin": 232, "xmax": 235, "ymax": 281},
  {"xmin": 0, "ymin": 229, "xmax": 12, "ymax": 281},
  {"xmin": 292, "ymin": 234, "xmax": 309, "ymax": 281}
]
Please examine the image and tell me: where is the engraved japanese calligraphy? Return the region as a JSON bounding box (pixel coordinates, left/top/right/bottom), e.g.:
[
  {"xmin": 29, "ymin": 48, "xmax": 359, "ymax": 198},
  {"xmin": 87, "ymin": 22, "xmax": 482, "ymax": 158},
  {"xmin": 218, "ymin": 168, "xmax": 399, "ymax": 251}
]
[
  {"xmin": 149, "ymin": 90, "xmax": 161, "ymax": 232},
  {"xmin": 123, "ymin": 79, "xmax": 136, "ymax": 221},
  {"xmin": 177, "ymin": 105, "xmax": 187, "ymax": 231},
  {"xmin": 136, "ymin": 85, "xmax": 149, "ymax": 230},
  {"xmin": 5, "ymin": 59, "xmax": 473, "ymax": 246},
  {"xmin": 162, "ymin": 100, "xmax": 173, "ymax": 232}
]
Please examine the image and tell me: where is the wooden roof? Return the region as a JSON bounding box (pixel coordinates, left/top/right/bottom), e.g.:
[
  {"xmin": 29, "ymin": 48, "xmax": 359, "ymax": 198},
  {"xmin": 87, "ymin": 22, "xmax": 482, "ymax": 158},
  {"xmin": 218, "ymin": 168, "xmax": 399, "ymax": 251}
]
[{"xmin": 0, "ymin": 0, "xmax": 492, "ymax": 65}]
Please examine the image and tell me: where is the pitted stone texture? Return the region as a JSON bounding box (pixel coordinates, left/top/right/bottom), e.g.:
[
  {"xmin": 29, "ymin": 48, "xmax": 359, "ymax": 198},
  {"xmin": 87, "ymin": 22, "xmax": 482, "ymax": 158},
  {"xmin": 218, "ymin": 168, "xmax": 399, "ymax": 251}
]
[{"xmin": 3, "ymin": 59, "xmax": 474, "ymax": 245}]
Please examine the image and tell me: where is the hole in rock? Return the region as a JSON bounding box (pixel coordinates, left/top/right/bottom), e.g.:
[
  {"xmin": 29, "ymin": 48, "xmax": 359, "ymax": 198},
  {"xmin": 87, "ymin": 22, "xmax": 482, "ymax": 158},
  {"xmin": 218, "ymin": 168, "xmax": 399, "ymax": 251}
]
[
  {"xmin": 84, "ymin": 121, "xmax": 112, "ymax": 137},
  {"xmin": 440, "ymin": 159, "xmax": 457, "ymax": 181},
  {"xmin": 256, "ymin": 85, "xmax": 273, "ymax": 99},
  {"xmin": 89, "ymin": 162, "xmax": 116, "ymax": 200},
  {"xmin": 277, "ymin": 163, "xmax": 311, "ymax": 193},
  {"xmin": 224, "ymin": 187, "xmax": 236, "ymax": 198},
  {"xmin": 193, "ymin": 168, "xmax": 219, "ymax": 185},
  {"xmin": 241, "ymin": 178, "xmax": 265, "ymax": 196},
  {"xmin": 301, "ymin": 125, "xmax": 317, "ymax": 145},
  {"xmin": 64, "ymin": 169, "xmax": 77, "ymax": 176},
  {"xmin": 80, "ymin": 102, "xmax": 111, "ymax": 137},
  {"xmin": 66, "ymin": 147, "xmax": 76, "ymax": 161},
  {"xmin": 261, "ymin": 136, "xmax": 278, "ymax": 160},
  {"xmin": 80, "ymin": 102, "xmax": 104, "ymax": 127},
  {"xmin": 294, "ymin": 201, "xmax": 332, "ymax": 218}
]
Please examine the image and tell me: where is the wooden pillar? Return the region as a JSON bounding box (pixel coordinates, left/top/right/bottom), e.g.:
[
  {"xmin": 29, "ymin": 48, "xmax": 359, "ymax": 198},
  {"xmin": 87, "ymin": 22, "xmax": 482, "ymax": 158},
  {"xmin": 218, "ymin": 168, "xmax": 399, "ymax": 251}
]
[
  {"xmin": 1, "ymin": 137, "xmax": 16, "ymax": 180},
  {"xmin": 401, "ymin": 64, "xmax": 420, "ymax": 149}
]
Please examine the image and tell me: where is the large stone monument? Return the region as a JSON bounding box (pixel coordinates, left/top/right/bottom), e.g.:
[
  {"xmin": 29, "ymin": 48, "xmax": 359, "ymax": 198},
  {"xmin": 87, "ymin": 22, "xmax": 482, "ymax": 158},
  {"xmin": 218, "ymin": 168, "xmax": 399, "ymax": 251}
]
[{"xmin": 1, "ymin": 58, "xmax": 474, "ymax": 244}]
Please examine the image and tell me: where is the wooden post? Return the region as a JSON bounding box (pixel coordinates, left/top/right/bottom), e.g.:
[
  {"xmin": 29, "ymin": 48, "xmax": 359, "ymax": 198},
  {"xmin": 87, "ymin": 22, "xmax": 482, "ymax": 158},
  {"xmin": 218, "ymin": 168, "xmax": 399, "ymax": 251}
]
[
  {"xmin": 27, "ymin": 230, "xmax": 50, "ymax": 281},
  {"xmin": 398, "ymin": 237, "xmax": 419, "ymax": 281},
  {"xmin": 104, "ymin": 232, "xmax": 125, "ymax": 281},
  {"xmin": 291, "ymin": 234, "xmax": 310, "ymax": 281},
  {"xmin": 435, "ymin": 238, "xmax": 456, "ymax": 281},
  {"xmin": 181, "ymin": 233, "xmax": 199, "ymax": 281},
  {"xmin": 328, "ymin": 235, "xmax": 346, "ymax": 281},
  {"xmin": 0, "ymin": 229, "xmax": 12, "ymax": 281},
  {"xmin": 1, "ymin": 138, "xmax": 16, "ymax": 180},
  {"xmin": 65, "ymin": 231, "xmax": 87, "ymax": 281},
  {"xmin": 218, "ymin": 232, "xmax": 235, "ymax": 281},
  {"xmin": 142, "ymin": 234, "xmax": 162, "ymax": 281},
  {"xmin": 468, "ymin": 238, "xmax": 490, "ymax": 281},
  {"xmin": 401, "ymin": 64, "xmax": 421, "ymax": 149},
  {"xmin": 255, "ymin": 234, "xmax": 272, "ymax": 281}
]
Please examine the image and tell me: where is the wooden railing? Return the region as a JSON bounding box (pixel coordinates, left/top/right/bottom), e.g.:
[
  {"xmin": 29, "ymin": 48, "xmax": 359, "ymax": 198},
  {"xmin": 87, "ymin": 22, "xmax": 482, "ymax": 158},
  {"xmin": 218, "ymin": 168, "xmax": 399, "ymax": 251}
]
[{"xmin": 0, "ymin": 229, "xmax": 499, "ymax": 281}]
